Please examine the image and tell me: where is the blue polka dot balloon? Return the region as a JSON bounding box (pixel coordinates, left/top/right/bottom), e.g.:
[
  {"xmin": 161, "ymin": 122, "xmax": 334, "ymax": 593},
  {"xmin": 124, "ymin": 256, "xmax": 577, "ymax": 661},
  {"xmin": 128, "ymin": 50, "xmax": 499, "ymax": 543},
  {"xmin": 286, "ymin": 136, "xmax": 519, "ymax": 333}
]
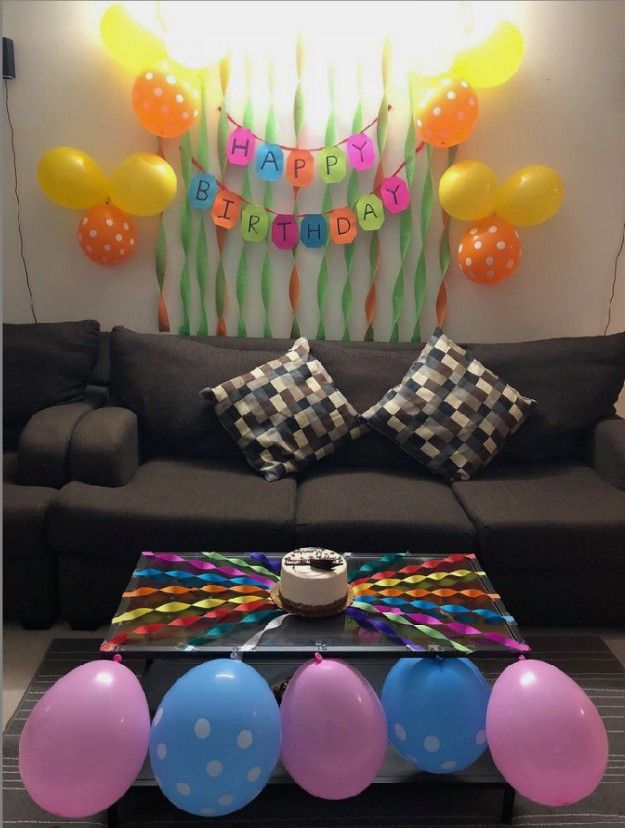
[
  {"xmin": 149, "ymin": 659, "xmax": 281, "ymax": 817},
  {"xmin": 381, "ymin": 658, "xmax": 490, "ymax": 774}
]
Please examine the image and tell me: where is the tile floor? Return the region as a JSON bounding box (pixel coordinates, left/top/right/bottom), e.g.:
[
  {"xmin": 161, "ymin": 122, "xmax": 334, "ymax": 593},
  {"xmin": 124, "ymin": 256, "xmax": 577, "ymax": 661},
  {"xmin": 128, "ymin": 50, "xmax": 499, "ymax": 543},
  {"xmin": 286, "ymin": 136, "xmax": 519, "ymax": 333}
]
[{"xmin": 3, "ymin": 621, "xmax": 625, "ymax": 729}]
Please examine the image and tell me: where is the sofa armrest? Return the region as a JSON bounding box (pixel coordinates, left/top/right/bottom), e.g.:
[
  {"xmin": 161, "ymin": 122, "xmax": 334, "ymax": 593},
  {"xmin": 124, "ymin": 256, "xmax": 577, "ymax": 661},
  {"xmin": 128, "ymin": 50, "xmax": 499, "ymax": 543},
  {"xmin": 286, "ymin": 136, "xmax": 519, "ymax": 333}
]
[
  {"xmin": 17, "ymin": 387, "xmax": 108, "ymax": 488},
  {"xmin": 588, "ymin": 417, "xmax": 625, "ymax": 490},
  {"xmin": 69, "ymin": 406, "xmax": 139, "ymax": 487}
]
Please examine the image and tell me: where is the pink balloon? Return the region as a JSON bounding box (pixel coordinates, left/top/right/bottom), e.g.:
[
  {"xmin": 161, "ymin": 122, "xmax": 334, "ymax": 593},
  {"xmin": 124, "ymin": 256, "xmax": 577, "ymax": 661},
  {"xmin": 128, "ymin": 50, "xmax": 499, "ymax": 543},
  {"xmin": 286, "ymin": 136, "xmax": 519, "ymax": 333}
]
[
  {"xmin": 281, "ymin": 656, "xmax": 387, "ymax": 799},
  {"xmin": 486, "ymin": 659, "xmax": 608, "ymax": 806},
  {"xmin": 19, "ymin": 659, "xmax": 150, "ymax": 818}
]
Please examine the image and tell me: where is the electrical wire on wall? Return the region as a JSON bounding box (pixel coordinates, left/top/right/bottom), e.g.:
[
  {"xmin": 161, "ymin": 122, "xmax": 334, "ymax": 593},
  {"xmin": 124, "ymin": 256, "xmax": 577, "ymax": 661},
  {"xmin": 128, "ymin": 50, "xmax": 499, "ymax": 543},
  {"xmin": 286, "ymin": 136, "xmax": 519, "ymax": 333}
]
[
  {"xmin": 4, "ymin": 78, "xmax": 38, "ymax": 322},
  {"xmin": 604, "ymin": 221, "xmax": 625, "ymax": 335}
]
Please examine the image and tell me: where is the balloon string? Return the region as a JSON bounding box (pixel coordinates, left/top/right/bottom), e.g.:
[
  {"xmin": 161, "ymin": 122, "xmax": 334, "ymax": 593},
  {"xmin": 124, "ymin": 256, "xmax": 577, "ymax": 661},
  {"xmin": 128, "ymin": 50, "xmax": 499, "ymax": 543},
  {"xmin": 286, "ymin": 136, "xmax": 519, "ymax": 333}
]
[
  {"xmin": 188, "ymin": 142, "xmax": 426, "ymax": 219},
  {"xmin": 222, "ymin": 105, "xmax": 390, "ymax": 152}
]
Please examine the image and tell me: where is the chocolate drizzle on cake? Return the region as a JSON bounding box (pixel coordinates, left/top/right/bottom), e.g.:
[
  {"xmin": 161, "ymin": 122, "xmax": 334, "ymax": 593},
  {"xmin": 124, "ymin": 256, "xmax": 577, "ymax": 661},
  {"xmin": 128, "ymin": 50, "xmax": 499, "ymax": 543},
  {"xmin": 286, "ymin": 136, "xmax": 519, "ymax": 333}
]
[{"xmin": 283, "ymin": 548, "xmax": 343, "ymax": 571}]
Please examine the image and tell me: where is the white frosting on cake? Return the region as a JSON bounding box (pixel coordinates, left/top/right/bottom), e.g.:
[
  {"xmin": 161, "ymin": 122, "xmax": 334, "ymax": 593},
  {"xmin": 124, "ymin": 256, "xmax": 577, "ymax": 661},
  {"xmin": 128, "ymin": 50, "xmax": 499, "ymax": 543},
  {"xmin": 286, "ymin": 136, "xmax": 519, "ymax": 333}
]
[{"xmin": 279, "ymin": 548, "xmax": 347, "ymax": 609}]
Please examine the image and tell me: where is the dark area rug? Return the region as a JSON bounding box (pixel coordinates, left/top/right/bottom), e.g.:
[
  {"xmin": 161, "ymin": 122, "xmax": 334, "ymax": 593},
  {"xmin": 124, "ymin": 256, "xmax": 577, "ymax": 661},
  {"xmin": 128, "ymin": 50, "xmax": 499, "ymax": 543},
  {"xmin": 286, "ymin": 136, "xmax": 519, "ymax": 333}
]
[{"xmin": 3, "ymin": 636, "xmax": 625, "ymax": 827}]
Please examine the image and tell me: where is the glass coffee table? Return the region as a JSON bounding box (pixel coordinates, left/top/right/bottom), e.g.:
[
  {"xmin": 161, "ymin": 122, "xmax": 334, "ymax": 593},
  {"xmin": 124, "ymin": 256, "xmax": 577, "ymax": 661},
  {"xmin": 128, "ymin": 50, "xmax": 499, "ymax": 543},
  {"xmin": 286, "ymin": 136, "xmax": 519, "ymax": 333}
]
[{"xmin": 101, "ymin": 551, "xmax": 529, "ymax": 826}]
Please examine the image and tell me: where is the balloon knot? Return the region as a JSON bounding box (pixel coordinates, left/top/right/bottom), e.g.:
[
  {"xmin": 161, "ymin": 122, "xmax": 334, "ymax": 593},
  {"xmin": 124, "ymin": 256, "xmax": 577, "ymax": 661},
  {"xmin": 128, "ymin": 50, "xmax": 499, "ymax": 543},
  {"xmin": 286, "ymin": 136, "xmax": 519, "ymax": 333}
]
[
  {"xmin": 113, "ymin": 654, "xmax": 122, "ymax": 663},
  {"xmin": 518, "ymin": 654, "xmax": 526, "ymax": 661},
  {"xmin": 314, "ymin": 652, "xmax": 323, "ymax": 664}
]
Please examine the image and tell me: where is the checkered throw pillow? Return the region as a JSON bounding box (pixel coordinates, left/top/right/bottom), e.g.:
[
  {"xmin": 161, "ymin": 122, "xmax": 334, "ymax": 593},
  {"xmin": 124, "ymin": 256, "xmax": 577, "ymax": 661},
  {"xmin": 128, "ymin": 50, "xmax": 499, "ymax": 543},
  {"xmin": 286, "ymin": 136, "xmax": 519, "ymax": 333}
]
[
  {"xmin": 201, "ymin": 338, "xmax": 365, "ymax": 481},
  {"xmin": 362, "ymin": 329, "xmax": 535, "ymax": 481}
]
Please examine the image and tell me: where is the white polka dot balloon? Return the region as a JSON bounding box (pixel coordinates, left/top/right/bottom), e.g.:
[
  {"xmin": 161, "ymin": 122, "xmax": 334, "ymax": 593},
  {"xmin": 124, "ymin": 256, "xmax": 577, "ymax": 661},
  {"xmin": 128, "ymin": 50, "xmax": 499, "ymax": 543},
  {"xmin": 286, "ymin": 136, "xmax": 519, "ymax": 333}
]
[
  {"xmin": 381, "ymin": 657, "xmax": 491, "ymax": 774},
  {"xmin": 149, "ymin": 659, "xmax": 281, "ymax": 817}
]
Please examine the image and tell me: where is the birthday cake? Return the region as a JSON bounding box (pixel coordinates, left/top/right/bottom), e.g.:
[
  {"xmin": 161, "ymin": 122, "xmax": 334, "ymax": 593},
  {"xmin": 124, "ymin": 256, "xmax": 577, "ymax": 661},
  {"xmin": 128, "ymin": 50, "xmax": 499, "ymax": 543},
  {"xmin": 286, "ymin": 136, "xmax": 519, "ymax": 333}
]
[{"xmin": 277, "ymin": 548, "xmax": 349, "ymax": 617}]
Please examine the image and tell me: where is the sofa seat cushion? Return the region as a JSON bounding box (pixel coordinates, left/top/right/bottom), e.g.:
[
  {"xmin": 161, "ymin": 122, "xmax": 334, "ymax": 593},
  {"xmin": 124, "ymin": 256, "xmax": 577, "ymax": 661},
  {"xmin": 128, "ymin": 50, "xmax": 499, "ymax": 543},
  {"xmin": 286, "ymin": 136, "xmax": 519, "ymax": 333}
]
[
  {"xmin": 48, "ymin": 458, "xmax": 297, "ymax": 557},
  {"xmin": 295, "ymin": 467, "xmax": 476, "ymax": 554},
  {"xmin": 452, "ymin": 461, "xmax": 625, "ymax": 571}
]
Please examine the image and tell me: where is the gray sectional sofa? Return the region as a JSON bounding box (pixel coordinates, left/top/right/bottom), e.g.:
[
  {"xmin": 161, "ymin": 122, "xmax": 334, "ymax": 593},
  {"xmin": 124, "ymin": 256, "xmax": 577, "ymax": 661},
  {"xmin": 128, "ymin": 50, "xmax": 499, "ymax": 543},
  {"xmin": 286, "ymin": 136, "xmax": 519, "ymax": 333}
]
[{"xmin": 4, "ymin": 323, "xmax": 625, "ymax": 630}]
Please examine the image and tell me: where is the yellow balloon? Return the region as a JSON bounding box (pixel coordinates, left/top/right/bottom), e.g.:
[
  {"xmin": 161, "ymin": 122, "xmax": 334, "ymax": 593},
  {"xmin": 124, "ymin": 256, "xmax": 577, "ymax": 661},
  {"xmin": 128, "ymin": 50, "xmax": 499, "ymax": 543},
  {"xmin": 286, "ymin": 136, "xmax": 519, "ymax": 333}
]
[
  {"xmin": 100, "ymin": 4, "xmax": 167, "ymax": 75},
  {"xmin": 453, "ymin": 21, "xmax": 524, "ymax": 88},
  {"xmin": 37, "ymin": 147, "xmax": 109, "ymax": 210},
  {"xmin": 109, "ymin": 153, "xmax": 177, "ymax": 217},
  {"xmin": 496, "ymin": 165, "xmax": 564, "ymax": 226},
  {"xmin": 439, "ymin": 161, "xmax": 498, "ymax": 221}
]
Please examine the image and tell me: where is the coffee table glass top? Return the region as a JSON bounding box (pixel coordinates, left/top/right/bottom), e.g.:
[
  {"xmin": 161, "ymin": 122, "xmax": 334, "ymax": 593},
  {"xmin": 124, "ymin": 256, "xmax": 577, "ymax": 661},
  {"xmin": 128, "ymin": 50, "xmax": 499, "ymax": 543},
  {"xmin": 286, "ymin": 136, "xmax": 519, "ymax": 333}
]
[{"xmin": 101, "ymin": 551, "xmax": 528, "ymax": 658}]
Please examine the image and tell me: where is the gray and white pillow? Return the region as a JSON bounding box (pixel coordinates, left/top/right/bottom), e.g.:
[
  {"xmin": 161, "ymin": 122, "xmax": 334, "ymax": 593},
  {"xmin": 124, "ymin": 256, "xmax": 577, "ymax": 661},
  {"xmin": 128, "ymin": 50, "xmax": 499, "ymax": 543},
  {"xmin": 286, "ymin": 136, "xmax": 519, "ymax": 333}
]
[
  {"xmin": 201, "ymin": 338, "xmax": 365, "ymax": 481},
  {"xmin": 361, "ymin": 328, "xmax": 535, "ymax": 481}
]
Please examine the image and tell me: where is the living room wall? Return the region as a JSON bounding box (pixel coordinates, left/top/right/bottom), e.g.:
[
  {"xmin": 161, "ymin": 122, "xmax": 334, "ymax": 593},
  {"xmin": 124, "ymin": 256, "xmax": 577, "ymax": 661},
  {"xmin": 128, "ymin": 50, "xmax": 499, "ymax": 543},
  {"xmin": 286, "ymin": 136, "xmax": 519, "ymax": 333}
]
[{"xmin": 2, "ymin": 1, "xmax": 624, "ymax": 406}]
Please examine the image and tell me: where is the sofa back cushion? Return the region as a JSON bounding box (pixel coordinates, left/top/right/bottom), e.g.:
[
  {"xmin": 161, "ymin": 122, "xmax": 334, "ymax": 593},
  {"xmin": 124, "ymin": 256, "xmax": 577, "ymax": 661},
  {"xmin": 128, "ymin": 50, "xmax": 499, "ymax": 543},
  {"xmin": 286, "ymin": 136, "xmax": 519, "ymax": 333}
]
[
  {"xmin": 466, "ymin": 332, "xmax": 625, "ymax": 462},
  {"xmin": 110, "ymin": 328, "xmax": 284, "ymax": 460},
  {"xmin": 3, "ymin": 320, "xmax": 101, "ymax": 446},
  {"xmin": 110, "ymin": 328, "xmax": 625, "ymax": 467}
]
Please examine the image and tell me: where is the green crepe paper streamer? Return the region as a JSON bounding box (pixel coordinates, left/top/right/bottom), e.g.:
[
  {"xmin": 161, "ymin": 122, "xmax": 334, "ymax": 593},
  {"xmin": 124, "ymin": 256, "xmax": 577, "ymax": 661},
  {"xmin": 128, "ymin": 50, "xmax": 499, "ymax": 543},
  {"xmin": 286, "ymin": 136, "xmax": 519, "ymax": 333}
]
[
  {"xmin": 197, "ymin": 74, "xmax": 210, "ymax": 170},
  {"xmin": 316, "ymin": 258, "xmax": 328, "ymax": 340},
  {"xmin": 195, "ymin": 74, "xmax": 210, "ymax": 336},
  {"xmin": 215, "ymin": 260, "xmax": 226, "ymax": 325},
  {"xmin": 178, "ymin": 132, "xmax": 193, "ymax": 336},
  {"xmin": 377, "ymin": 93, "xmax": 389, "ymax": 157},
  {"xmin": 365, "ymin": 232, "xmax": 379, "ymax": 342},
  {"xmin": 316, "ymin": 66, "xmax": 335, "ymax": 341},
  {"xmin": 294, "ymin": 84, "xmax": 305, "ymax": 140},
  {"xmin": 390, "ymin": 87, "xmax": 418, "ymax": 342},
  {"xmin": 412, "ymin": 144, "xmax": 434, "ymax": 343},
  {"xmin": 217, "ymin": 102, "xmax": 228, "ymax": 175},
  {"xmin": 342, "ymin": 82, "xmax": 363, "ymax": 341},
  {"xmin": 438, "ymin": 145, "xmax": 458, "ymax": 279},
  {"xmin": 235, "ymin": 67, "xmax": 254, "ymax": 339},
  {"xmin": 155, "ymin": 218, "xmax": 166, "ymax": 293},
  {"xmin": 196, "ymin": 221, "xmax": 208, "ymax": 336},
  {"xmin": 290, "ymin": 49, "xmax": 305, "ymax": 341},
  {"xmin": 368, "ymin": 45, "xmax": 391, "ymax": 343},
  {"xmin": 261, "ymin": 250, "xmax": 272, "ymax": 338}
]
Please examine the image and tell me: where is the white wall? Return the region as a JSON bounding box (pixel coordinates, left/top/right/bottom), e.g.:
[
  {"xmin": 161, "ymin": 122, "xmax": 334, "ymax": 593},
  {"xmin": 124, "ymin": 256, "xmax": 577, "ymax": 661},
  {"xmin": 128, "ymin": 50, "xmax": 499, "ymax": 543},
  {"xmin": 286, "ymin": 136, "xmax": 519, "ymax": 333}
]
[{"xmin": 2, "ymin": 1, "xmax": 625, "ymax": 407}]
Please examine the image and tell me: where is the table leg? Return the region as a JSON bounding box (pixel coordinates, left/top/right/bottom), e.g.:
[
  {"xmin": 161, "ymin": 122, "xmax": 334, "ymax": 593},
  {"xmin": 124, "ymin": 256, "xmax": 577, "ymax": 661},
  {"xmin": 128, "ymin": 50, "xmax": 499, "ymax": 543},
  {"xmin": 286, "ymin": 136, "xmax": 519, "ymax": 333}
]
[
  {"xmin": 107, "ymin": 800, "xmax": 120, "ymax": 828},
  {"xmin": 501, "ymin": 783, "xmax": 515, "ymax": 824}
]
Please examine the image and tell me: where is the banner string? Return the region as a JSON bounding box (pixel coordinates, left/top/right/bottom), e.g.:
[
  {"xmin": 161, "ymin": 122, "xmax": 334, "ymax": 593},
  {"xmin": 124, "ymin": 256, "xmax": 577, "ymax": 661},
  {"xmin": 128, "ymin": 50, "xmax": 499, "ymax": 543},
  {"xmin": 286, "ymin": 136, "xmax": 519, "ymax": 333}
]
[{"xmin": 222, "ymin": 105, "xmax": 389, "ymax": 152}]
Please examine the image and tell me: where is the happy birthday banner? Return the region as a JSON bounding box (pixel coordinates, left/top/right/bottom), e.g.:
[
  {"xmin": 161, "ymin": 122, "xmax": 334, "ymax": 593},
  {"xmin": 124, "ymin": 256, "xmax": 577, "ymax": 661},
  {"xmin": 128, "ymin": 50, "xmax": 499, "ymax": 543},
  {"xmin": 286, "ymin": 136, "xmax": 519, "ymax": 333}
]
[{"xmin": 185, "ymin": 108, "xmax": 417, "ymax": 250}]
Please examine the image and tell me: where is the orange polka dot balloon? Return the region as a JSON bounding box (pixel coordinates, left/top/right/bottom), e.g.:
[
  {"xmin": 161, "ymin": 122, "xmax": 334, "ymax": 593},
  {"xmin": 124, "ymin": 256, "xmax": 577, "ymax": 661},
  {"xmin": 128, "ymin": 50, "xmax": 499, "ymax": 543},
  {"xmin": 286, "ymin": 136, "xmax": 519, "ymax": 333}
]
[
  {"xmin": 78, "ymin": 204, "xmax": 137, "ymax": 266},
  {"xmin": 132, "ymin": 63, "xmax": 200, "ymax": 139},
  {"xmin": 458, "ymin": 217, "xmax": 521, "ymax": 285},
  {"xmin": 415, "ymin": 77, "xmax": 479, "ymax": 148}
]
